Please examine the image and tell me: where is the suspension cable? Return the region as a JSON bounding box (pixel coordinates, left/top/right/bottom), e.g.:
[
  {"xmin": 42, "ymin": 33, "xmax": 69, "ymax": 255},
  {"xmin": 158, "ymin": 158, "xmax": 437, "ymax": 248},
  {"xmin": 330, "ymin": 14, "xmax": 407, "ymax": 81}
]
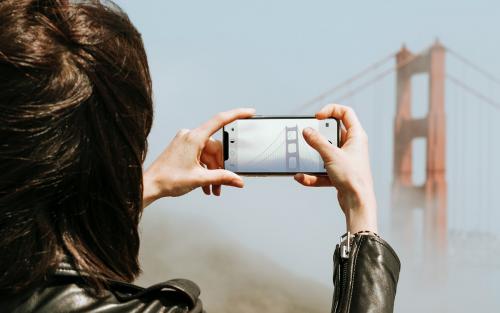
[
  {"xmin": 295, "ymin": 46, "xmax": 432, "ymax": 113},
  {"xmin": 294, "ymin": 52, "xmax": 396, "ymax": 113},
  {"xmin": 446, "ymin": 74, "xmax": 500, "ymax": 110},
  {"xmin": 446, "ymin": 47, "xmax": 500, "ymax": 87}
]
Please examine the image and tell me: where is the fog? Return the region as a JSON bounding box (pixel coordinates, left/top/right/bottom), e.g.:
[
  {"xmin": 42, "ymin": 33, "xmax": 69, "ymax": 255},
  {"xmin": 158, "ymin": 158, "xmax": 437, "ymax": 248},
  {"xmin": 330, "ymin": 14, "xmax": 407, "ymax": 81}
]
[
  {"xmin": 137, "ymin": 210, "xmax": 330, "ymax": 312},
  {"xmin": 113, "ymin": 0, "xmax": 500, "ymax": 311}
]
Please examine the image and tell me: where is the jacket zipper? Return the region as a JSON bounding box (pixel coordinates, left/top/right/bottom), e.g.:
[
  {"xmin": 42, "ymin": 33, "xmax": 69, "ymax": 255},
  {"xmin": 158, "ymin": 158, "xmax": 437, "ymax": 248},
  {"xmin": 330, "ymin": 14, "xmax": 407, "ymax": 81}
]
[
  {"xmin": 338, "ymin": 257, "xmax": 348, "ymax": 313},
  {"xmin": 336, "ymin": 233, "xmax": 353, "ymax": 313}
]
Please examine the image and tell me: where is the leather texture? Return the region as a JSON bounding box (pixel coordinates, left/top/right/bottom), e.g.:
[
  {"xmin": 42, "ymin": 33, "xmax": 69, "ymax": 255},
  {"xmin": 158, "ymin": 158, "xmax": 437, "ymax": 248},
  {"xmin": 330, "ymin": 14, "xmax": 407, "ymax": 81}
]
[
  {"xmin": 1, "ymin": 236, "xmax": 399, "ymax": 313},
  {"xmin": 0, "ymin": 262, "xmax": 204, "ymax": 313},
  {"xmin": 331, "ymin": 234, "xmax": 401, "ymax": 313}
]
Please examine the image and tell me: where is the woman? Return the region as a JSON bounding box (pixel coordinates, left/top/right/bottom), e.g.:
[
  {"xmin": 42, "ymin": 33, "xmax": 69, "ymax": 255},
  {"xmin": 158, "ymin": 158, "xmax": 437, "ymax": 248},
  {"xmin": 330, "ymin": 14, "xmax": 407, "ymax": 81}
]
[{"xmin": 0, "ymin": 1, "xmax": 400, "ymax": 312}]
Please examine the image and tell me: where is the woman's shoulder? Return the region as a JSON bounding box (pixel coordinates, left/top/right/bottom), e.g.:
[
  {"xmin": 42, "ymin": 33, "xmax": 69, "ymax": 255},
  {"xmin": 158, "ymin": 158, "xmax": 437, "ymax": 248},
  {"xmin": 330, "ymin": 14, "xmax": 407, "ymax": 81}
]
[{"xmin": 0, "ymin": 262, "xmax": 204, "ymax": 313}]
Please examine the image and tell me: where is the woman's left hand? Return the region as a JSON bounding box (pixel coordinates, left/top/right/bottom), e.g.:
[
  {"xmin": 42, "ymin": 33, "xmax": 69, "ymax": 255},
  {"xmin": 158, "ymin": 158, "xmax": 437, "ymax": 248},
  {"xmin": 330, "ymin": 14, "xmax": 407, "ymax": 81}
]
[{"xmin": 142, "ymin": 108, "xmax": 255, "ymax": 207}]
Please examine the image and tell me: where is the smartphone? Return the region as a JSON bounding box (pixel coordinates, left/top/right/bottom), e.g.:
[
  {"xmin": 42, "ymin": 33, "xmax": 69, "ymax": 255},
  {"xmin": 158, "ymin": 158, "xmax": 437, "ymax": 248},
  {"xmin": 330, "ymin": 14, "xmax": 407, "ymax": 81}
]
[{"xmin": 223, "ymin": 116, "xmax": 340, "ymax": 175}]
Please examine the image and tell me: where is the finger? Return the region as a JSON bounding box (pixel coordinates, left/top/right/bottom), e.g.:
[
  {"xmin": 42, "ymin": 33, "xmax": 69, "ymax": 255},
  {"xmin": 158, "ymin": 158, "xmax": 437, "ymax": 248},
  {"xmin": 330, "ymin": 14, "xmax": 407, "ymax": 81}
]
[
  {"xmin": 201, "ymin": 169, "xmax": 244, "ymax": 188},
  {"xmin": 199, "ymin": 162, "xmax": 211, "ymax": 195},
  {"xmin": 201, "ymin": 149, "xmax": 219, "ymax": 169},
  {"xmin": 294, "ymin": 173, "xmax": 332, "ymax": 187},
  {"xmin": 202, "ymin": 185, "xmax": 211, "ymax": 195},
  {"xmin": 204, "ymin": 138, "xmax": 224, "ymax": 165},
  {"xmin": 340, "ymin": 124, "xmax": 347, "ymax": 146},
  {"xmin": 175, "ymin": 128, "xmax": 191, "ymax": 138},
  {"xmin": 212, "ymin": 184, "xmax": 221, "ymax": 196},
  {"xmin": 201, "ymin": 153, "xmax": 222, "ymax": 196},
  {"xmin": 302, "ymin": 127, "xmax": 340, "ymax": 163},
  {"xmin": 315, "ymin": 104, "xmax": 364, "ymax": 135},
  {"xmin": 194, "ymin": 108, "xmax": 256, "ymax": 140}
]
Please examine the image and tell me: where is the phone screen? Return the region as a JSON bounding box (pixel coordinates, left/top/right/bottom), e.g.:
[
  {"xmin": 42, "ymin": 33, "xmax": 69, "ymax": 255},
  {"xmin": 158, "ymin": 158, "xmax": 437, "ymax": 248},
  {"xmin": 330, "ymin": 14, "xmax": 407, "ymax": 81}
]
[{"xmin": 223, "ymin": 117, "xmax": 339, "ymax": 174}]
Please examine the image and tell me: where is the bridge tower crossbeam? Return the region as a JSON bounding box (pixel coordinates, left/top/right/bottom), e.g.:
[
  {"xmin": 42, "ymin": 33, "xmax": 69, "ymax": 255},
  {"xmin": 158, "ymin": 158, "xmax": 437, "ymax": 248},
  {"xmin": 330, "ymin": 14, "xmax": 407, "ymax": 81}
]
[
  {"xmin": 392, "ymin": 41, "xmax": 448, "ymax": 252},
  {"xmin": 285, "ymin": 125, "xmax": 300, "ymax": 171}
]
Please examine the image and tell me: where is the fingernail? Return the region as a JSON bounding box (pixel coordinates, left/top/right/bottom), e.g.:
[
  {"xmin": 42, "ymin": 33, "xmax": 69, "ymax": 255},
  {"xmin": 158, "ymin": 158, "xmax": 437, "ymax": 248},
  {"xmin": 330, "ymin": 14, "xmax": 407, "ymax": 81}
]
[{"xmin": 303, "ymin": 127, "xmax": 313, "ymax": 136}]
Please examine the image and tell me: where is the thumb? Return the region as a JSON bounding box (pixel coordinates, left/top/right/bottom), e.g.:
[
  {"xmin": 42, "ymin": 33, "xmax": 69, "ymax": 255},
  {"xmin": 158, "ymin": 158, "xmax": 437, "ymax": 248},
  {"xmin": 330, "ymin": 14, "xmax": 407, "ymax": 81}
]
[
  {"xmin": 201, "ymin": 169, "xmax": 244, "ymax": 188},
  {"xmin": 302, "ymin": 127, "xmax": 339, "ymax": 163}
]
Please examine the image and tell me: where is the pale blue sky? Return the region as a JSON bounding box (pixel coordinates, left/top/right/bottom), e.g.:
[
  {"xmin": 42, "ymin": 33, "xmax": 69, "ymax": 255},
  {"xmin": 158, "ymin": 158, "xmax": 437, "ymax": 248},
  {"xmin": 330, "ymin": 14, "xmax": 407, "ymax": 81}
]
[{"xmin": 114, "ymin": 1, "xmax": 500, "ymax": 311}]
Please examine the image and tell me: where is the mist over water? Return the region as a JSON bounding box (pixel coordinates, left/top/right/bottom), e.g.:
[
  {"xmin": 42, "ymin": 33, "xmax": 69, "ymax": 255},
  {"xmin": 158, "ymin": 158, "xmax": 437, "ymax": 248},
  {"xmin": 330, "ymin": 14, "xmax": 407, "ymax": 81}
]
[
  {"xmin": 137, "ymin": 210, "xmax": 331, "ymax": 312},
  {"xmin": 112, "ymin": 0, "xmax": 500, "ymax": 311},
  {"xmin": 134, "ymin": 74, "xmax": 500, "ymax": 312},
  {"xmin": 137, "ymin": 203, "xmax": 500, "ymax": 312}
]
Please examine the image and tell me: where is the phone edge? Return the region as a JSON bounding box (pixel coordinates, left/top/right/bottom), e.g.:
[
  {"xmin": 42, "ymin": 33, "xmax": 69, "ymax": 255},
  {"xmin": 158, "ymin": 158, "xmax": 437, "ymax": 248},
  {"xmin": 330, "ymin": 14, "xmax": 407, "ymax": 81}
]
[{"xmin": 222, "ymin": 116, "xmax": 341, "ymax": 175}]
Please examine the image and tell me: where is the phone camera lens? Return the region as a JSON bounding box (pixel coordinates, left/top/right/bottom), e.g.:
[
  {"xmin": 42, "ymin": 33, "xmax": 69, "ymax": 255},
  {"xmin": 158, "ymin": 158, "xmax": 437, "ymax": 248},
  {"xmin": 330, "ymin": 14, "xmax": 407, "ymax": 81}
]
[
  {"xmin": 326, "ymin": 122, "xmax": 329, "ymax": 127},
  {"xmin": 231, "ymin": 128, "xmax": 234, "ymax": 131}
]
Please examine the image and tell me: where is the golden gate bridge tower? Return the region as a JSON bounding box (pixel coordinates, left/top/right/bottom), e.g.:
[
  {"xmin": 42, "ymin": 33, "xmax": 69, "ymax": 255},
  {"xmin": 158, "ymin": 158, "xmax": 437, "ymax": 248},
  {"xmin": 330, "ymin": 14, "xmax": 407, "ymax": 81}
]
[
  {"xmin": 392, "ymin": 42, "xmax": 448, "ymax": 253},
  {"xmin": 297, "ymin": 39, "xmax": 500, "ymax": 262},
  {"xmin": 285, "ymin": 125, "xmax": 300, "ymax": 171}
]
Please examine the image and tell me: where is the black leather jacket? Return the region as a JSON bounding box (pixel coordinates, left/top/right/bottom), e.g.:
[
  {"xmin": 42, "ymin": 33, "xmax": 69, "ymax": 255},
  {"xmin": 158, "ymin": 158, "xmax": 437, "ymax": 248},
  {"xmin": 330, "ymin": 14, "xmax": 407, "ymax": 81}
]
[
  {"xmin": 332, "ymin": 234, "xmax": 400, "ymax": 313},
  {"xmin": 0, "ymin": 234, "xmax": 399, "ymax": 313}
]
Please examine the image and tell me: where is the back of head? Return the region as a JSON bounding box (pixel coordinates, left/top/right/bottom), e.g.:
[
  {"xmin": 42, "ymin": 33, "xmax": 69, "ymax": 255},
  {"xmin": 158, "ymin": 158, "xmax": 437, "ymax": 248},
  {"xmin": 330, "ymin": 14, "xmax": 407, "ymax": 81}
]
[{"xmin": 0, "ymin": 0, "xmax": 153, "ymax": 292}]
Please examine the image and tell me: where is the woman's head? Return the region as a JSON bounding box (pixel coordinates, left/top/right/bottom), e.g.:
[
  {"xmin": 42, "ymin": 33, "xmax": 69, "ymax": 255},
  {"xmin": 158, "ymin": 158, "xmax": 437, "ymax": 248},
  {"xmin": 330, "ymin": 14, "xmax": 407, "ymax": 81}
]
[{"xmin": 0, "ymin": 0, "xmax": 153, "ymax": 292}]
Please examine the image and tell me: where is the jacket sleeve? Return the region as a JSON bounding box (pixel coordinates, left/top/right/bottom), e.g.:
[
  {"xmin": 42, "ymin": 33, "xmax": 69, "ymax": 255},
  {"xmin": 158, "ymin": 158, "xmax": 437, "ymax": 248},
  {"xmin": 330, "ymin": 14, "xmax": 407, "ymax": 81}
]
[{"xmin": 331, "ymin": 234, "xmax": 401, "ymax": 313}]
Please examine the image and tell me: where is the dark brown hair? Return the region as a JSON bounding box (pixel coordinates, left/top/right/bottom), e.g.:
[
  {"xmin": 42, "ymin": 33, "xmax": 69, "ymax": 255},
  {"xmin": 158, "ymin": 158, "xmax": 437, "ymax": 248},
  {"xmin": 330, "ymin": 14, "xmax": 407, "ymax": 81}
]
[{"xmin": 0, "ymin": 0, "xmax": 153, "ymax": 293}]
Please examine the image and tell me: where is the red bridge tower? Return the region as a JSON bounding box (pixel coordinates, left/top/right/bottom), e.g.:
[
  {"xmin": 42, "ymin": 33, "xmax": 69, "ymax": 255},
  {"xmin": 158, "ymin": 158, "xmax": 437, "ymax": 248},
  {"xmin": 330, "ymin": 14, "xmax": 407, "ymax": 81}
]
[{"xmin": 392, "ymin": 41, "xmax": 447, "ymax": 252}]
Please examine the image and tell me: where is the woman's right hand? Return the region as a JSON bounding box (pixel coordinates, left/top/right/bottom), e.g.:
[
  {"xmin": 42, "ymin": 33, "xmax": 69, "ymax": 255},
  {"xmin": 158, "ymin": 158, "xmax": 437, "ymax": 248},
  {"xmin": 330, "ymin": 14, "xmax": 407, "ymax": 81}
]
[
  {"xmin": 294, "ymin": 104, "xmax": 378, "ymax": 234},
  {"xmin": 142, "ymin": 108, "xmax": 255, "ymax": 208}
]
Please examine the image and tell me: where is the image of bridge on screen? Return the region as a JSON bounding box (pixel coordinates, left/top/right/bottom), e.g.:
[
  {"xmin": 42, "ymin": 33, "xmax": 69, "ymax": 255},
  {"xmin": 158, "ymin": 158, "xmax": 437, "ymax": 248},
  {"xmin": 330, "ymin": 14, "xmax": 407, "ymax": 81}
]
[{"xmin": 225, "ymin": 119, "xmax": 334, "ymax": 173}]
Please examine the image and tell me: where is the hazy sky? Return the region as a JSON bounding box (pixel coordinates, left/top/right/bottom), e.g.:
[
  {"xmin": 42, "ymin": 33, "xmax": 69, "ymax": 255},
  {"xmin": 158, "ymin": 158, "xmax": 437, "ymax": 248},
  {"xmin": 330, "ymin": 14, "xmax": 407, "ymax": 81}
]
[{"xmin": 114, "ymin": 1, "xmax": 500, "ymax": 311}]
